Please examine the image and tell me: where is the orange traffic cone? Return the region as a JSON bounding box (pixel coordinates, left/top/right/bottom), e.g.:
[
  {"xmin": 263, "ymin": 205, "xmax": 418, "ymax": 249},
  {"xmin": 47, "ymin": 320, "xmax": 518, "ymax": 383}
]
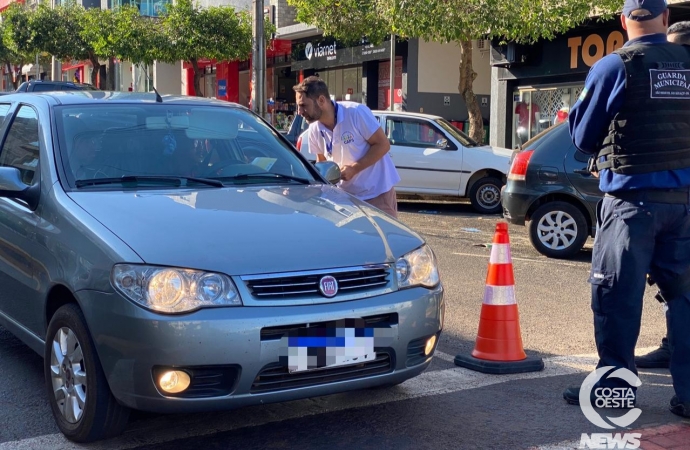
[{"xmin": 454, "ymin": 222, "xmax": 544, "ymax": 374}]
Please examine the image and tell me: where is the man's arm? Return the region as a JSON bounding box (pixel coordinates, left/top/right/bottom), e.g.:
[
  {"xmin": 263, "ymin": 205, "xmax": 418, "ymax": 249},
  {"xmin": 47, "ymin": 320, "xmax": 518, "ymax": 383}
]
[
  {"xmin": 307, "ymin": 124, "xmax": 327, "ymax": 162},
  {"xmin": 568, "ymin": 54, "xmax": 627, "ymax": 154},
  {"xmin": 341, "ymin": 108, "xmax": 391, "ymax": 181}
]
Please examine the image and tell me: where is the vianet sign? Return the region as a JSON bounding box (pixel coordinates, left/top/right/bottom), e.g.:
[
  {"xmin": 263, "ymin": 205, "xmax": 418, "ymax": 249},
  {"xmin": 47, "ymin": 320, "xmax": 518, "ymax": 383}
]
[
  {"xmin": 567, "ymin": 31, "xmax": 625, "ymax": 69},
  {"xmin": 305, "ymin": 42, "xmax": 337, "ymax": 61}
]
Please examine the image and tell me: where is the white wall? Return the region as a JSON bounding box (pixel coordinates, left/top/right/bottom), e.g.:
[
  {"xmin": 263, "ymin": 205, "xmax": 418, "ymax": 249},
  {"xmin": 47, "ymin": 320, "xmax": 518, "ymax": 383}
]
[
  {"xmin": 154, "ymin": 61, "xmax": 183, "ymax": 95},
  {"xmin": 417, "ymin": 39, "xmax": 491, "ymax": 96}
]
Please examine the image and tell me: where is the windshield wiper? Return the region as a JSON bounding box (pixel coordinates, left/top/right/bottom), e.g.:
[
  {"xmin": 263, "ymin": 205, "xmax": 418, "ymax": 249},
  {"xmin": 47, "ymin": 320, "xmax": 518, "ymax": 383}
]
[
  {"xmin": 75, "ymin": 175, "xmax": 224, "ymax": 188},
  {"xmin": 216, "ymin": 173, "xmax": 311, "ymax": 185}
]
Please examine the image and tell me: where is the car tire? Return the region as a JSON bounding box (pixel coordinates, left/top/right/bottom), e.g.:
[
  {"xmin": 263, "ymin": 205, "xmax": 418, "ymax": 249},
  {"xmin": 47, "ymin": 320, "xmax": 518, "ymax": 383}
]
[
  {"xmin": 44, "ymin": 304, "xmax": 130, "ymax": 443},
  {"xmin": 469, "ymin": 176, "xmax": 503, "ymax": 214},
  {"xmin": 528, "ymin": 201, "xmax": 588, "ymax": 259}
]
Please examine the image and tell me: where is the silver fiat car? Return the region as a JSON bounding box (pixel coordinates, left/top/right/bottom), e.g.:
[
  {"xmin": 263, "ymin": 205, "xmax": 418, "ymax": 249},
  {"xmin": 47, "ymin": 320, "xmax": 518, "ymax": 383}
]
[{"xmin": 0, "ymin": 92, "xmax": 444, "ymax": 442}]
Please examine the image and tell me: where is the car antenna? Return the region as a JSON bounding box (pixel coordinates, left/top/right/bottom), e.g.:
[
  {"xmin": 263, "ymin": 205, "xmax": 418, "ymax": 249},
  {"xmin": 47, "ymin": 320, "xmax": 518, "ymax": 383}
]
[{"xmin": 143, "ymin": 66, "xmax": 163, "ymax": 103}]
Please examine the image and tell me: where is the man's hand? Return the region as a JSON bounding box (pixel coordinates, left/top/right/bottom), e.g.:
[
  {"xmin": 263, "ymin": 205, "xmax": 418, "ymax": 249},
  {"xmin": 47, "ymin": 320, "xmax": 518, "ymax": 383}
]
[{"xmin": 340, "ymin": 164, "xmax": 359, "ymax": 181}]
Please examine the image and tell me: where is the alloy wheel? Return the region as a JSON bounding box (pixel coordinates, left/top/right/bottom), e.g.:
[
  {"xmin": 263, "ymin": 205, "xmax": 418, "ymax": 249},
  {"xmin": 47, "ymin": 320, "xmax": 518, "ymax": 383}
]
[{"xmin": 50, "ymin": 327, "xmax": 87, "ymax": 424}]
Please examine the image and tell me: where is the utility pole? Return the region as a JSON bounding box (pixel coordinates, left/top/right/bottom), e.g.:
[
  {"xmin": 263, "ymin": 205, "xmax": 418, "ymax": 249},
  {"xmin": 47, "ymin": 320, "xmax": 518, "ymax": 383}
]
[
  {"xmin": 251, "ymin": 0, "xmax": 266, "ymax": 119},
  {"xmin": 389, "ymin": 34, "xmax": 395, "ymax": 111},
  {"xmin": 50, "ymin": 0, "xmax": 61, "ymax": 81}
]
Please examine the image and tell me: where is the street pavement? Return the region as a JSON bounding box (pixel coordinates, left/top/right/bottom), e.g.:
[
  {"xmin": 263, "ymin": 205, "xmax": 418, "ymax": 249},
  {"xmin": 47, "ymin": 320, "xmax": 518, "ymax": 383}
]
[{"xmin": 0, "ymin": 199, "xmax": 686, "ymax": 450}]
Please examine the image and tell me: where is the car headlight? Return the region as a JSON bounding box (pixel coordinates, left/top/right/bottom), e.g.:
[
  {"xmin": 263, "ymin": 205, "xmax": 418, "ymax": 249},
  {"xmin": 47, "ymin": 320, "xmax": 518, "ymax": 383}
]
[
  {"xmin": 396, "ymin": 244, "xmax": 440, "ymax": 289},
  {"xmin": 111, "ymin": 264, "xmax": 242, "ymax": 314}
]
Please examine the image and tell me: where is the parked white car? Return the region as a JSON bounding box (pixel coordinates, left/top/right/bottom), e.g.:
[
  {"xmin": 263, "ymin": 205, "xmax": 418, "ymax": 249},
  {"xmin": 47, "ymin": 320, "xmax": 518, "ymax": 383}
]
[{"xmin": 373, "ymin": 111, "xmax": 512, "ymax": 214}]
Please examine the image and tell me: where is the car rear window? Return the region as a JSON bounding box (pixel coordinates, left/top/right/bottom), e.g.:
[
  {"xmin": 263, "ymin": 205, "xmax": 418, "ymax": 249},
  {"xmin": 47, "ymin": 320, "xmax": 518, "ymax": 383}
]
[{"xmin": 523, "ymin": 122, "xmax": 572, "ymax": 152}]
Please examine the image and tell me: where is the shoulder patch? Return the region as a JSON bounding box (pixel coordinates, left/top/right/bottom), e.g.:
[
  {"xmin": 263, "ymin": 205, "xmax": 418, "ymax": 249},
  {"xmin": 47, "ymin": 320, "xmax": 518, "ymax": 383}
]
[{"xmin": 578, "ymin": 87, "xmax": 589, "ymax": 101}]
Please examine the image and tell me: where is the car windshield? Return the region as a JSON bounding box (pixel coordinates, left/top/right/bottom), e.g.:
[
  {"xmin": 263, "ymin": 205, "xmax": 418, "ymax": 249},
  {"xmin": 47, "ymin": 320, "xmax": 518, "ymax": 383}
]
[
  {"xmin": 434, "ymin": 119, "xmax": 479, "ymax": 147},
  {"xmin": 55, "ymin": 104, "xmax": 316, "ymax": 189}
]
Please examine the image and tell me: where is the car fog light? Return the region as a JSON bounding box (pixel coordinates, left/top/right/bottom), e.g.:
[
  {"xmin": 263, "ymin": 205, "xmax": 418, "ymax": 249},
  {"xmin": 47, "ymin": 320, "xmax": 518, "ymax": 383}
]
[
  {"xmin": 159, "ymin": 370, "xmax": 191, "ymax": 394},
  {"xmin": 424, "ymin": 335, "xmax": 437, "ymax": 356}
]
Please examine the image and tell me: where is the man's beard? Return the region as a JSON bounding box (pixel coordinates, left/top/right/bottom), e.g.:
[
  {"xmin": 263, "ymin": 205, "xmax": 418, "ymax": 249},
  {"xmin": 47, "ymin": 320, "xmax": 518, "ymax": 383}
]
[{"xmin": 303, "ymin": 104, "xmax": 323, "ymax": 122}]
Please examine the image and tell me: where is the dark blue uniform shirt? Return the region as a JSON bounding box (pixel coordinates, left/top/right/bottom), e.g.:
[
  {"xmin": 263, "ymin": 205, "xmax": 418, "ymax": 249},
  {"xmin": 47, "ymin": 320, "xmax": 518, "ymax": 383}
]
[{"xmin": 569, "ymin": 33, "xmax": 690, "ymax": 193}]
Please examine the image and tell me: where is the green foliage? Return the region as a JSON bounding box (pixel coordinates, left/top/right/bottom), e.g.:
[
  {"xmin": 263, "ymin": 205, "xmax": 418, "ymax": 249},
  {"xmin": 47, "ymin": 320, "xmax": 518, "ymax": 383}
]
[{"xmin": 156, "ymin": 0, "xmax": 255, "ymax": 65}]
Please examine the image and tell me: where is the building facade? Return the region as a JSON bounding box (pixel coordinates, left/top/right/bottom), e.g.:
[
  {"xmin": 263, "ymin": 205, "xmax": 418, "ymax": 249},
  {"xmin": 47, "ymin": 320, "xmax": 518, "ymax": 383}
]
[{"xmin": 489, "ymin": 1, "xmax": 690, "ymax": 149}]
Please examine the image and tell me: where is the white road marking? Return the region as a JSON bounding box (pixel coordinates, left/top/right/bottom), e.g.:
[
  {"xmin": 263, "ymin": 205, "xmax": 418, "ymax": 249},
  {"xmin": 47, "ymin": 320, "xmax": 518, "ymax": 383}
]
[
  {"xmin": 432, "ymin": 350, "xmax": 456, "ymax": 363},
  {"xmin": 0, "ymin": 348, "xmax": 658, "ymax": 450}
]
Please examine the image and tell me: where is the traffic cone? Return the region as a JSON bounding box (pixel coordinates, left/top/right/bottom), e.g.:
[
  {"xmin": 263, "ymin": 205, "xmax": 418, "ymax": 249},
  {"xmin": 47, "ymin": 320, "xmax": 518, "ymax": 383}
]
[{"xmin": 454, "ymin": 222, "xmax": 544, "ymax": 374}]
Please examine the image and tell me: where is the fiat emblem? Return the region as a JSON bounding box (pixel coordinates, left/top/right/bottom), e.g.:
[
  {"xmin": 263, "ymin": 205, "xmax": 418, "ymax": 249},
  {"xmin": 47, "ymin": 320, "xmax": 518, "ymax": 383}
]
[{"xmin": 319, "ymin": 275, "xmax": 338, "ymax": 297}]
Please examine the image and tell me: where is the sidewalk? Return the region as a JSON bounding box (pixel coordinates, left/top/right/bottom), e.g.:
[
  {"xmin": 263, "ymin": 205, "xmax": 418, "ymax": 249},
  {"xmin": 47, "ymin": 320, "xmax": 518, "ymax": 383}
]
[{"xmin": 634, "ymin": 423, "xmax": 690, "ymax": 450}]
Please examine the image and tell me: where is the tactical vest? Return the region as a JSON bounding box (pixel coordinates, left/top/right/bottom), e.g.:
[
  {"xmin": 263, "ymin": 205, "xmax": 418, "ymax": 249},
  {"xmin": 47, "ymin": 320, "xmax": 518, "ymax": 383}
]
[{"xmin": 596, "ymin": 42, "xmax": 690, "ymax": 175}]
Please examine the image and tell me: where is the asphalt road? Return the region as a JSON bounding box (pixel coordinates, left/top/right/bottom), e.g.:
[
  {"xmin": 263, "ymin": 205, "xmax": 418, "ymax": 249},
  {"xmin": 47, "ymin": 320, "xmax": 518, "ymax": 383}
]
[{"xmin": 0, "ymin": 200, "xmax": 681, "ymax": 450}]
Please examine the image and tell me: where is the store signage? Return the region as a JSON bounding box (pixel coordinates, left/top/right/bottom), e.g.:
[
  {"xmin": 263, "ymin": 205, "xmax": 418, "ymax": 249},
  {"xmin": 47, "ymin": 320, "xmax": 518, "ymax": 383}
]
[
  {"xmin": 492, "ymin": 20, "xmax": 630, "ymax": 80},
  {"xmin": 292, "ymin": 37, "xmax": 393, "ymax": 70},
  {"xmin": 567, "ymin": 31, "xmax": 625, "ymax": 69},
  {"xmin": 305, "ymin": 42, "xmax": 337, "ymax": 61}
]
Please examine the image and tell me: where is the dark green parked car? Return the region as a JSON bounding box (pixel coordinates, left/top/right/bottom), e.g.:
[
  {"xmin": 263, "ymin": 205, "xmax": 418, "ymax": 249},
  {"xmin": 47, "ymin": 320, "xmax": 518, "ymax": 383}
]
[{"xmin": 501, "ymin": 122, "xmax": 603, "ymax": 259}]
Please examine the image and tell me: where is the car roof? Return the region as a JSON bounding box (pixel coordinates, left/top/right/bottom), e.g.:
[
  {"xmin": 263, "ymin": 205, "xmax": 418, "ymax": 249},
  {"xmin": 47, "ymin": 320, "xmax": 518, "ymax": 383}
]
[
  {"xmin": 0, "ymin": 91, "xmax": 247, "ymax": 108},
  {"xmin": 370, "ymin": 110, "xmax": 444, "ymax": 120}
]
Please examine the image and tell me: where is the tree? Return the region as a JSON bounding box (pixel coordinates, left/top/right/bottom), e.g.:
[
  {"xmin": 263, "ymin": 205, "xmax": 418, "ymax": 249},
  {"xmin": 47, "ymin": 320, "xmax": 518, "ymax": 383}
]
[
  {"xmin": 30, "ymin": 3, "xmax": 104, "ymax": 86},
  {"xmin": 157, "ymin": 0, "xmax": 271, "ymax": 96},
  {"xmin": 286, "ymin": 0, "xmax": 623, "ymax": 143},
  {"xmin": 0, "ymin": 20, "xmax": 29, "ymax": 89},
  {"xmin": 2, "ymin": 4, "xmax": 37, "ymax": 88}
]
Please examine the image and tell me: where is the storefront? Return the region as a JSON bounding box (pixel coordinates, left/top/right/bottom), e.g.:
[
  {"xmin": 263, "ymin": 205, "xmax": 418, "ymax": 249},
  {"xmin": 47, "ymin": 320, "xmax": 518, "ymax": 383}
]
[
  {"xmin": 290, "ymin": 36, "xmax": 407, "ymax": 111},
  {"xmin": 490, "ymin": 4, "xmax": 690, "ymax": 149}
]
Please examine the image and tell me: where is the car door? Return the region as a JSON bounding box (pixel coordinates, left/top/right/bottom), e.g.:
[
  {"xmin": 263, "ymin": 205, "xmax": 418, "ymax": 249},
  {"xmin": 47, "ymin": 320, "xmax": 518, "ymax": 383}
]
[
  {"xmin": 382, "ymin": 115, "xmax": 463, "ymax": 194},
  {"xmin": 565, "ymin": 145, "xmax": 602, "ymax": 227},
  {"xmin": 0, "ymin": 104, "xmax": 43, "ymax": 330}
]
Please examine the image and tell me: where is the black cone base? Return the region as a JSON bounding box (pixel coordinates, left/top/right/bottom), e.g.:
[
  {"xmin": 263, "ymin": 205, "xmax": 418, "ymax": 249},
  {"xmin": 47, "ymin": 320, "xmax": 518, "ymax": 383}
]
[{"xmin": 454, "ymin": 353, "xmax": 544, "ymax": 374}]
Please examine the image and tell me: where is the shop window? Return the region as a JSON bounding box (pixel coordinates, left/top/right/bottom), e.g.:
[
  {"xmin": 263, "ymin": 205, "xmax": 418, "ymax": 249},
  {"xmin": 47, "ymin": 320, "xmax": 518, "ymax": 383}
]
[{"xmin": 512, "ymin": 86, "xmax": 584, "ymax": 149}]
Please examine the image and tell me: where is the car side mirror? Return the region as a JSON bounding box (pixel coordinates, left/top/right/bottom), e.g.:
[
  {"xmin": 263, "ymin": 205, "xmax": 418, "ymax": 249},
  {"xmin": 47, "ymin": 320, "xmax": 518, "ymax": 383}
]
[
  {"xmin": 436, "ymin": 138, "xmax": 449, "ymax": 149},
  {"xmin": 314, "ymin": 161, "xmax": 341, "ymax": 184},
  {"xmin": 0, "ymin": 167, "xmax": 39, "ymax": 210}
]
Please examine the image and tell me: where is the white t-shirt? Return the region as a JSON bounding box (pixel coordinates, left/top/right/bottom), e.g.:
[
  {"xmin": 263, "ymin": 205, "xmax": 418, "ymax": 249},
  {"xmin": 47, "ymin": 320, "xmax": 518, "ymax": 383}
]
[{"xmin": 308, "ymin": 101, "xmax": 400, "ymax": 201}]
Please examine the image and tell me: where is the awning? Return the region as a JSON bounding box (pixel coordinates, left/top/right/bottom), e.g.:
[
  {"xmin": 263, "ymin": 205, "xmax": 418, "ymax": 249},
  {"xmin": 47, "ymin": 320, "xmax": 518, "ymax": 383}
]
[{"xmin": 21, "ymin": 64, "xmax": 44, "ymax": 75}]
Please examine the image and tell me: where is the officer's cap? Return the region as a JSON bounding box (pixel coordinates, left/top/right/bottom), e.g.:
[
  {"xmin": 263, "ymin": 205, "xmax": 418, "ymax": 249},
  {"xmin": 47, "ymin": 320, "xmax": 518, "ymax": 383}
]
[{"xmin": 624, "ymin": 0, "xmax": 668, "ymax": 21}]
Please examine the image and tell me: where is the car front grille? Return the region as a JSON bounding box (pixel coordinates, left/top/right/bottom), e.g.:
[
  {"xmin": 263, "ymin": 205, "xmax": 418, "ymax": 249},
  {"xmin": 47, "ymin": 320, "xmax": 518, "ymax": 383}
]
[
  {"xmin": 250, "ymin": 351, "xmax": 394, "ymax": 393},
  {"xmin": 242, "ymin": 265, "xmax": 391, "ymax": 299}
]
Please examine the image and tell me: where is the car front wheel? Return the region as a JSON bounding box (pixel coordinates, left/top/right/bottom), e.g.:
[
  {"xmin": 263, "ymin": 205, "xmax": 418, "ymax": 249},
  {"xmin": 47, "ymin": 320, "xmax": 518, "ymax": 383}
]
[
  {"xmin": 469, "ymin": 176, "xmax": 503, "ymax": 214},
  {"xmin": 45, "ymin": 304, "xmax": 130, "ymax": 442},
  {"xmin": 528, "ymin": 201, "xmax": 588, "ymax": 259}
]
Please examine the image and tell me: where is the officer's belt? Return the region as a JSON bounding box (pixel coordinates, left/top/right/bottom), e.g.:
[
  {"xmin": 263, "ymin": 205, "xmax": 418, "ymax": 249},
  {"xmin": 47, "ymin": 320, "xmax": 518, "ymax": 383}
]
[{"xmin": 605, "ymin": 187, "xmax": 690, "ymax": 204}]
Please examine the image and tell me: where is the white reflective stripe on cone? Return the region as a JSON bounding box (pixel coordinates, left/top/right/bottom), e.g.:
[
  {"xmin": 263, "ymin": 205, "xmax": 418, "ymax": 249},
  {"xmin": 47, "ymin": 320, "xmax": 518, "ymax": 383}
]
[
  {"xmin": 489, "ymin": 243, "xmax": 512, "ymax": 265},
  {"xmin": 483, "ymin": 285, "xmax": 517, "ymax": 305}
]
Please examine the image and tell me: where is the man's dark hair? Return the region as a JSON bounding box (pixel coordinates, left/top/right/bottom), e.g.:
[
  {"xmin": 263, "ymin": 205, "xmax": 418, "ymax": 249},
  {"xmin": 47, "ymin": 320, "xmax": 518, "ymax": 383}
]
[
  {"xmin": 293, "ymin": 76, "xmax": 330, "ymax": 100},
  {"xmin": 668, "ymin": 21, "xmax": 690, "ymax": 45}
]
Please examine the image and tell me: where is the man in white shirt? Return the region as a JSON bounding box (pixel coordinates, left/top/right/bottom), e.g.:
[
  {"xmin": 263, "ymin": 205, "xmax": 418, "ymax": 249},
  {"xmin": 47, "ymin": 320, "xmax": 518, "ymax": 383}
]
[{"xmin": 293, "ymin": 76, "xmax": 401, "ymax": 218}]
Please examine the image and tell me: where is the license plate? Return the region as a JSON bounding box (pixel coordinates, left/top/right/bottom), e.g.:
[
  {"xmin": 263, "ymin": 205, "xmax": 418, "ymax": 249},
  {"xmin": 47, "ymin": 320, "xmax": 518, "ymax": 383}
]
[{"xmin": 281, "ymin": 320, "xmax": 377, "ymax": 373}]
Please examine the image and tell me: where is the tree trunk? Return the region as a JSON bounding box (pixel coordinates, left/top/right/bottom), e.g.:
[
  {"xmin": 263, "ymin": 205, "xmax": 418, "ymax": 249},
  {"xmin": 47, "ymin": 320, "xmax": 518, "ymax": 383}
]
[
  {"xmin": 191, "ymin": 58, "xmax": 203, "ymax": 97},
  {"xmin": 106, "ymin": 58, "xmax": 116, "ymax": 91},
  {"xmin": 89, "ymin": 54, "xmax": 101, "ymax": 87},
  {"xmin": 458, "ymin": 39, "xmax": 484, "ymax": 144}
]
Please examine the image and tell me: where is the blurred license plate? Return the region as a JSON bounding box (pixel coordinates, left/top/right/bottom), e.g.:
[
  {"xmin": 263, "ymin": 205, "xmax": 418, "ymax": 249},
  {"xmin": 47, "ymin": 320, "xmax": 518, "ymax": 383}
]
[{"xmin": 282, "ymin": 321, "xmax": 377, "ymax": 373}]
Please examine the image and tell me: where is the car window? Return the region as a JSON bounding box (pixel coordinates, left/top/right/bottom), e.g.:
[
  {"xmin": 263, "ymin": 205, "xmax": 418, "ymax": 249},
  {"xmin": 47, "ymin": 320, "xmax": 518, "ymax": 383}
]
[
  {"xmin": 31, "ymin": 83, "xmax": 61, "ymax": 92},
  {"xmin": 0, "ymin": 105, "xmax": 40, "ymax": 186},
  {"xmin": 385, "ymin": 118, "xmax": 454, "ymax": 149},
  {"xmin": 55, "ymin": 105, "xmax": 316, "ymax": 188},
  {"xmin": 435, "ymin": 119, "xmax": 478, "ymax": 147},
  {"xmin": 0, "ymin": 104, "xmax": 12, "ymax": 123}
]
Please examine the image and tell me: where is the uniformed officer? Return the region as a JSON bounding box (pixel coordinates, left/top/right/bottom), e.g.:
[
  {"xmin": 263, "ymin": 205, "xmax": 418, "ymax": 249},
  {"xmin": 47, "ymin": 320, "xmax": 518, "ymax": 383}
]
[
  {"xmin": 564, "ymin": 0, "xmax": 690, "ymax": 418},
  {"xmin": 293, "ymin": 76, "xmax": 401, "ymax": 218}
]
